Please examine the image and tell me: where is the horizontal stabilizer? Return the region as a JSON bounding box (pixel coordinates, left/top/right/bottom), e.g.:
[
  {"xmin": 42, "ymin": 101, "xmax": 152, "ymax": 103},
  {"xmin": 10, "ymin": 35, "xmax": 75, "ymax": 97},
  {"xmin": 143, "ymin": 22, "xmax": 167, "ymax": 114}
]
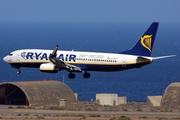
[{"xmin": 153, "ymin": 55, "xmax": 176, "ymax": 60}]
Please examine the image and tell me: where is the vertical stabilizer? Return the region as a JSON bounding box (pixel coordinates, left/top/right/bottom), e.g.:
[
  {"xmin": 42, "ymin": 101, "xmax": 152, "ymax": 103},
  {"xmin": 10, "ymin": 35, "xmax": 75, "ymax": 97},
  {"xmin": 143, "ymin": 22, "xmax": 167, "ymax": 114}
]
[{"xmin": 120, "ymin": 22, "xmax": 159, "ymax": 56}]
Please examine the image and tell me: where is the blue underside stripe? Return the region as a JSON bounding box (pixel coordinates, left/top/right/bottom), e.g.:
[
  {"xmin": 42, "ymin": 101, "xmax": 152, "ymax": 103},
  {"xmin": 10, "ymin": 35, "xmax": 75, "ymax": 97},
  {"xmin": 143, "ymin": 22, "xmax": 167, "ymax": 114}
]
[{"xmin": 10, "ymin": 62, "xmax": 150, "ymax": 72}]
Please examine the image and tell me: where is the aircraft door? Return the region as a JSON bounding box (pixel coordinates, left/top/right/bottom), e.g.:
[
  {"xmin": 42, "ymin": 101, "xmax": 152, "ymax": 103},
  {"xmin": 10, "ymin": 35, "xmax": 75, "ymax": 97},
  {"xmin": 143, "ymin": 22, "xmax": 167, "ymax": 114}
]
[
  {"xmin": 122, "ymin": 57, "xmax": 126, "ymax": 67},
  {"xmin": 16, "ymin": 52, "xmax": 20, "ymax": 61}
]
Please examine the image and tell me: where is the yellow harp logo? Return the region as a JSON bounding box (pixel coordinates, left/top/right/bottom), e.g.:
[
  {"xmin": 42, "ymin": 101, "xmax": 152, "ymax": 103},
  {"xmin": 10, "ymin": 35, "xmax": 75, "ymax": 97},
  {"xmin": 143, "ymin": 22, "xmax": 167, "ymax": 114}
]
[{"xmin": 140, "ymin": 35, "xmax": 152, "ymax": 52}]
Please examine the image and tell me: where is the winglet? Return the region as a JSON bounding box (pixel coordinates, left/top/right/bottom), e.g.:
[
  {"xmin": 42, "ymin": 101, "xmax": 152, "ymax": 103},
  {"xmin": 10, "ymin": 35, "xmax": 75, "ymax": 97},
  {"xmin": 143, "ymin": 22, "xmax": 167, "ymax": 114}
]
[{"xmin": 50, "ymin": 45, "xmax": 58, "ymax": 58}]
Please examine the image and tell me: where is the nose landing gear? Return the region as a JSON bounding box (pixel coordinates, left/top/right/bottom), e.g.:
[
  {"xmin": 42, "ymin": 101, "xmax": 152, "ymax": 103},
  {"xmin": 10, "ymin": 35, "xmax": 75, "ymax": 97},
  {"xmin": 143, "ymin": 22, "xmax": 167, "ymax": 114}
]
[
  {"xmin": 16, "ymin": 68, "xmax": 21, "ymax": 74},
  {"xmin": 11, "ymin": 66, "xmax": 21, "ymax": 74},
  {"xmin": 17, "ymin": 69, "xmax": 21, "ymax": 74}
]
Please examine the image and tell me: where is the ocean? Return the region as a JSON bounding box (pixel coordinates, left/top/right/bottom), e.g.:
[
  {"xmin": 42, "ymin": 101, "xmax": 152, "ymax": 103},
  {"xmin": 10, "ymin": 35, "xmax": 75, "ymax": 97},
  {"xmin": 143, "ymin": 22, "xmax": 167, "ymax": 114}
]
[{"xmin": 0, "ymin": 21, "xmax": 180, "ymax": 102}]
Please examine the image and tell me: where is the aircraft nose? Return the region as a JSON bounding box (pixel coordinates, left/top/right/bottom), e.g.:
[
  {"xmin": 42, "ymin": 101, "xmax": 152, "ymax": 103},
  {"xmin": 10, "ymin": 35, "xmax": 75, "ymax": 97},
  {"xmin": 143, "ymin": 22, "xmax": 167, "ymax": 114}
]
[{"xmin": 3, "ymin": 56, "xmax": 8, "ymax": 63}]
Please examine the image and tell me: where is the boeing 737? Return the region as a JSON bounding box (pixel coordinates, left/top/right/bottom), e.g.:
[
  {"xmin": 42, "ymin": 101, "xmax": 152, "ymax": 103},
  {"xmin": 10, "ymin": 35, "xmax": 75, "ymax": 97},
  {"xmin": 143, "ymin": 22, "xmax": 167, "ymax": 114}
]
[{"xmin": 3, "ymin": 22, "xmax": 175, "ymax": 79}]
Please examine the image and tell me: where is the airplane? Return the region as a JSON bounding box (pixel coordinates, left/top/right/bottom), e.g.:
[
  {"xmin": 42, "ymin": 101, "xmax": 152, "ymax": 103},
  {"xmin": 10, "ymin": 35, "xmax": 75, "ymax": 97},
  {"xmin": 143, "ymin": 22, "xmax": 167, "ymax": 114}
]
[{"xmin": 3, "ymin": 22, "xmax": 176, "ymax": 79}]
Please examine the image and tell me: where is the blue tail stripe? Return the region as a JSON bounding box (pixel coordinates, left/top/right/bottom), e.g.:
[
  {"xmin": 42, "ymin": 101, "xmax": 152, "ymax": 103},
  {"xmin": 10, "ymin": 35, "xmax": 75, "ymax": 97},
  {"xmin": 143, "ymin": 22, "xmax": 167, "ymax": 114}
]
[{"xmin": 120, "ymin": 22, "xmax": 159, "ymax": 56}]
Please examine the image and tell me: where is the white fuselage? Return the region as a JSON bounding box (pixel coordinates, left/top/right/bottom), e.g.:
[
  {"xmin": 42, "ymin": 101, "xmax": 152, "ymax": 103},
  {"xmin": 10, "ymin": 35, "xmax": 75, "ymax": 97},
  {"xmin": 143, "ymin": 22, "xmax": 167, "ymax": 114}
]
[{"xmin": 3, "ymin": 49, "xmax": 153, "ymax": 72}]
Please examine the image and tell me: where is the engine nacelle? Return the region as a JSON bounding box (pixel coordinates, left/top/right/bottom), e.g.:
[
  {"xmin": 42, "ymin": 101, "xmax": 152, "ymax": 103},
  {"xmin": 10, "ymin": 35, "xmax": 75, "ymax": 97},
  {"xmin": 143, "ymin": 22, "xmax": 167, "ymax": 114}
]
[{"xmin": 40, "ymin": 63, "xmax": 59, "ymax": 73}]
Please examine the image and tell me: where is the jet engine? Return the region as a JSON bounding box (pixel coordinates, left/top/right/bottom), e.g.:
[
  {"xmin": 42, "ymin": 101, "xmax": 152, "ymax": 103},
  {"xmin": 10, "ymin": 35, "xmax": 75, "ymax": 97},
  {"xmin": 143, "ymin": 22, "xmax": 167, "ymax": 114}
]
[{"xmin": 40, "ymin": 63, "xmax": 59, "ymax": 73}]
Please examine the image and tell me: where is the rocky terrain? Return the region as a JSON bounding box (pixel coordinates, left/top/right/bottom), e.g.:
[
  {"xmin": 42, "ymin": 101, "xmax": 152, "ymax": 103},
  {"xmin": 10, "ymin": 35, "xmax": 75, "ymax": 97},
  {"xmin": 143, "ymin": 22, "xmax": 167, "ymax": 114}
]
[
  {"xmin": 45, "ymin": 101, "xmax": 180, "ymax": 112},
  {"xmin": 1, "ymin": 102, "xmax": 179, "ymax": 120}
]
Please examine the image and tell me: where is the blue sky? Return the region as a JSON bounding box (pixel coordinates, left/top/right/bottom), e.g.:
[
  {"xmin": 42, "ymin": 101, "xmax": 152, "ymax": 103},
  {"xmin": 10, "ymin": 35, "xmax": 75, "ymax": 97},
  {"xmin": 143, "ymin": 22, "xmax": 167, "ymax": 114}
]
[{"xmin": 0, "ymin": 0, "xmax": 180, "ymax": 22}]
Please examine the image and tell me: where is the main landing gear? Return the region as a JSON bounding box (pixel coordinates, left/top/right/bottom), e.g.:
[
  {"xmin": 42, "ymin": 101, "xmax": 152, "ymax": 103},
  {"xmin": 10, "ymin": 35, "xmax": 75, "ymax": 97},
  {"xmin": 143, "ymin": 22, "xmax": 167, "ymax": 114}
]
[
  {"xmin": 68, "ymin": 72, "xmax": 90, "ymax": 79},
  {"xmin": 83, "ymin": 72, "xmax": 90, "ymax": 78},
  {"xmin": 68, "ymin": 73, "xmax": 75, "ymax": 79}
]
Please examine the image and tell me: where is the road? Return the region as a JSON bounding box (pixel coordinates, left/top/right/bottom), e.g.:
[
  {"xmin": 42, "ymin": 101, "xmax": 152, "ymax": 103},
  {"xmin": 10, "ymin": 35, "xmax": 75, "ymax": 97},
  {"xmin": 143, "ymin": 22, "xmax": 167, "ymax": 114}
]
[{"xmin": 0, "ymin": 107, "xmax": 179, "ymax": 118}]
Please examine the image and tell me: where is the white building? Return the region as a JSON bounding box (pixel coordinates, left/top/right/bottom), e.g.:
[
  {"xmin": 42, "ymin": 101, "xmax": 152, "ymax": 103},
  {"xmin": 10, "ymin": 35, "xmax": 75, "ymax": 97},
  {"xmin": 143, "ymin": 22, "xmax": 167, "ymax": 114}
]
[{"xmin": 96, "ymin": 93, "xmax": 126, "ymax": 106}]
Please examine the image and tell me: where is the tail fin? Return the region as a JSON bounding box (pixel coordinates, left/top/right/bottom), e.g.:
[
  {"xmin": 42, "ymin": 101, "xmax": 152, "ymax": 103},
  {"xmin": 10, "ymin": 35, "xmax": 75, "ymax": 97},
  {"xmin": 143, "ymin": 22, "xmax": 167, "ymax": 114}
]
[{"xmin": 120, "ymin": 22, "xmax": 159, "ymax": 56}]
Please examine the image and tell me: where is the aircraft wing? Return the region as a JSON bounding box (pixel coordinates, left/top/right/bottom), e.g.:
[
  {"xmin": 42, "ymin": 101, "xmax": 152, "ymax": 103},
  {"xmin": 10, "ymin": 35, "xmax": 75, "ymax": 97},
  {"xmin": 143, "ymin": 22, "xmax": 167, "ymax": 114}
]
[{"xmin": 49, "ymin": 45, "xmax": 82, "ymax": 72}]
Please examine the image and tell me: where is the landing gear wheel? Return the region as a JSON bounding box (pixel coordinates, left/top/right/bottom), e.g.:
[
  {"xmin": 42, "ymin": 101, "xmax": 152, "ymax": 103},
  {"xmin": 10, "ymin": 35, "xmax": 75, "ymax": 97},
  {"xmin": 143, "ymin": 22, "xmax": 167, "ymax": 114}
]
[
  {"xmin": 68, "ymin": 73, "xmax": 75, "ymax": 79},
  {"xmin": 83, "ymin": 73, "xmax": 90, "ymax": 78},
  {"xmin": 17, "ymin": 70, "xmax": 21, "ymax": 74}
]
